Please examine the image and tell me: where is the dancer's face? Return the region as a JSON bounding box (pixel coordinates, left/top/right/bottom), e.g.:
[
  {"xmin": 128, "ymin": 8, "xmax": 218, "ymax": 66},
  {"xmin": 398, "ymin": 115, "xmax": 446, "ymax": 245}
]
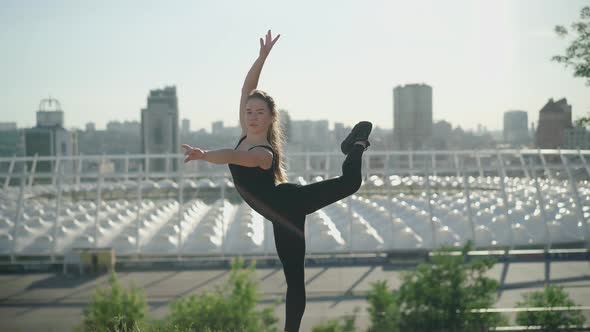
[{"xmin": 245, "ymin": 98, "xmax": 273, "ymax": 136}]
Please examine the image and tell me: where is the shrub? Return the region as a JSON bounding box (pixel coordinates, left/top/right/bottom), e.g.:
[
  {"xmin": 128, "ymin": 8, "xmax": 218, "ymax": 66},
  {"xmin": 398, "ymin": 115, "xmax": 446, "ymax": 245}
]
[
  {"xmin": 397, "ymin": 242, "xmax": 507, "ymax": 332},
  {"xmin": 166, "ymin": 257, "xmax": 279, "ymax": 332},
  {"xmin": 82, "ymin": 272, "xmax": 148, "ymax": 332},
  {"xmin": 311, "ymin": 308, "xmax": 358, "ymax": 332},
  {"xmin": 516, "ymin": 284, "xmax": 585, "ymax": 331},
  {"xmin": 366, "ymin": 280, "xmax": 399, "ymax": 332}
]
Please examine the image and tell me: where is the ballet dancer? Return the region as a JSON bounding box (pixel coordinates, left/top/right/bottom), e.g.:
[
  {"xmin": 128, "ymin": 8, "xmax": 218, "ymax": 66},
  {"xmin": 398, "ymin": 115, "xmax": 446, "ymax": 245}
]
[{"xmin": 181, "ymin": 30, "xmax": 372, "ymax": 332}]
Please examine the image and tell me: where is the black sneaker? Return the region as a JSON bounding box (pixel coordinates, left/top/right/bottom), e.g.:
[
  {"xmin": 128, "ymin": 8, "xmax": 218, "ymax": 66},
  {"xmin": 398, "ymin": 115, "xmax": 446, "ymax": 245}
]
[{"xmin": 341, "ymin": 121, "xmax": 372, "ymax": 155}]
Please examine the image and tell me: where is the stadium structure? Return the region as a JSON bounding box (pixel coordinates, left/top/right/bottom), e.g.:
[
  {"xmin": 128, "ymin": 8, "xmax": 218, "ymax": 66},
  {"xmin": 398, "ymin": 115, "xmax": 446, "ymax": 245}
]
[{"xmin": 0, "ymin": 148, "xmax": 589, "ymax": 262}]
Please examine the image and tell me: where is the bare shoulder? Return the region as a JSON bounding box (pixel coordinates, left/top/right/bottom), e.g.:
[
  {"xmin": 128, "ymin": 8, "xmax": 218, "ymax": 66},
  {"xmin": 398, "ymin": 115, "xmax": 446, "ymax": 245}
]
[
  {"xmin": 249, "ymin": 145, "xmax": 274, "ymax": 155},
  {"xmin": 249, "ymin": 146, "xmax": 274, "ymax": 170}
]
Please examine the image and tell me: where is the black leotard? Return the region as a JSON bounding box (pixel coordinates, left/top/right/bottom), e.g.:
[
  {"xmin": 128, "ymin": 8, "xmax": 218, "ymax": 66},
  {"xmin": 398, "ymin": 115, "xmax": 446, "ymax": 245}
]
[
  {"xmin": 228, "ymin": 136, "xmax": 300, "ymax": 234},
  {"xmin": 227, "ymin": 134, "xmax": 366, "ymax": 332}
]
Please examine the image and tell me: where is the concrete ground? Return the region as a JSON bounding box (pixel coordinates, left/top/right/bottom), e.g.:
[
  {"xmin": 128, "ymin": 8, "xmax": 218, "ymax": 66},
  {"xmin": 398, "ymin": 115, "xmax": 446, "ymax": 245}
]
[{"xmin": 0, "ymin": 261, "xmax": 589, "ymax": 332}]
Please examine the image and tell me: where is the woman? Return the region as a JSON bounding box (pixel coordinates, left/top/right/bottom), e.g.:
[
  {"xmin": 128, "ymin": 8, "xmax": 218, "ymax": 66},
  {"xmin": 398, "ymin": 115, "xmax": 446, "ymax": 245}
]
[{"xmin": 181, "ymin": 30, "xmax": 372, "ymax": 332}]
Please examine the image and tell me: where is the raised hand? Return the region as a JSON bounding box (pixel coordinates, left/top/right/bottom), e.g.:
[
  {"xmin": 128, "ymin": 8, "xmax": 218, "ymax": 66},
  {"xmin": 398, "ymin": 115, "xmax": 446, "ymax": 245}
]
[
  {"xmin": 259, "ymin": 29, "xmax": 280, "ymax": 58},
  {"xmin": 181, "ymin": 144, "xmax": 205, "ymax": 163}
]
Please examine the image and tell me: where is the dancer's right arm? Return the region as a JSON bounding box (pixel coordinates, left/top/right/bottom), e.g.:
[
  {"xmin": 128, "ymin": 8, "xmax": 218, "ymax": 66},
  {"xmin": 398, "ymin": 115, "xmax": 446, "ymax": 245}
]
[
  {"xmin": 181, "ymin": 145, "xmax": 273, "ymax": 169},
  {"xmin": 239, "ymin": 30, "xmax": 280, "ymax": 137}
]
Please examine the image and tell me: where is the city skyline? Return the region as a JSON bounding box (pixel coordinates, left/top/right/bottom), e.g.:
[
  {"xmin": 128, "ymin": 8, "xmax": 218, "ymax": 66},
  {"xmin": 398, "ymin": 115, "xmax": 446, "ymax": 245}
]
[
  {"xmin": 1, "ymin": 0, "xmax": 589, "ymax": 132},
  {"xmin": 0, "ymin": 110, "xmax": 503, "ymax": 135}
]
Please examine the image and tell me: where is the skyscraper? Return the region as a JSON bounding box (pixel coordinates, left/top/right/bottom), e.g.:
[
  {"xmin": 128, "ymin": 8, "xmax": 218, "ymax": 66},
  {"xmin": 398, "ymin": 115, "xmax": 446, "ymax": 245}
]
[
  {"xmin": 290, "ymin": 119, "xmax": 330, "ymax": 150},
  {"xmin": 503, "ymin": 110, "xmax": 529, "ymax": 147},
  {"xmin": 0, "ymin": 122, "xmax": 17, "ymax": 131},
  {"xmin": 85, "ymin": 122, "xmax": 96, "ymax": 132},
  {"xmin": 181, "ymin": 118, "xmax": 190, "ymax": 134},
  {"xmin": 23, "ymin": 98, "xmax": 77, "ymax": 178},
  {"xmin": 278, "ymin": 109, "xmax": 291, "ymax": 143},
  {"xmin": 535, "ymin": 98, "xmax": 572, "ymax": 149},
  {"xmin": 0, "ymin": 123, "xmax": 19, "ymax": 157},
  {"xmin": 211, "ymin": 121, "xmax": 223, "ymax": 135},
  {"xmin": 141, "ymin": 86, "xmax": 179, "ymax": 172},
  {"xmin": 393, "ymin": 84, "xmax": 433, "ymax": 150}
]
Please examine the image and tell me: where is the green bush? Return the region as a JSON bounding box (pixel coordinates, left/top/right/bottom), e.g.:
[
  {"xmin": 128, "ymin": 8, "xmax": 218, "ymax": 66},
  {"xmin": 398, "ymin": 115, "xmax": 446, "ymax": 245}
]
[
  {"xmin": 166, "ymin": 257, "xmax": 279, "ymax": 332},
  {"xmin": 79, "ymin": 257, "xmax": 278, "ymax": 332},
  {"xmin": 311, "ymin": 308, "xmax": 358, "ymax": 332},
  {"xmin": 366, "ymin": 242, "xmax": 507, "ymax": 332},
  {"xmin": 82, "ymin": 272, "xmax": 148, "ymax": 332},
  {"xmin": 366, "ymin": 280, "xmax": 399, "ymax": 332},
  {"xmin": 80, "ymin": 246, "xmax": 517, "ymax": 332},
  {"xmin": 397, "ymin": 242, "xmax": 507, "ymax": 331},
  {"xmin": 516, "ymin": 284, "xmax": 586, "ymax": 331}
]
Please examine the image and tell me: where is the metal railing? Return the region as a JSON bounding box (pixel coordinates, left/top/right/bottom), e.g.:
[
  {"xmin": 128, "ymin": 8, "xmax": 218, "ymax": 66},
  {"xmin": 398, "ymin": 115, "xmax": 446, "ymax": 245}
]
[{"xmin": 0, "ymin": 148, "xmax": 589, "ymax": 261}]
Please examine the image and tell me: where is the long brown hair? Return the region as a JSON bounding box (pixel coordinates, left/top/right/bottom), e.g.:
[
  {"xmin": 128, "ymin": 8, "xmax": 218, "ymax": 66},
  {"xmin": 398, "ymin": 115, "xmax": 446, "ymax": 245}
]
[{"xmin": 247, "ymin": 89, "xmax": 287, "ymax": 185}]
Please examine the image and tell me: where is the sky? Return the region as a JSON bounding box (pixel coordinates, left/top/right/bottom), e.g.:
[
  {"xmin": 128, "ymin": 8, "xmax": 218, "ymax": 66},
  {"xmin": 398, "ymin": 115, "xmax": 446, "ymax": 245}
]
[{"xmin": 1, "ymin": 0, "xmax": 589, "ymax": 132}]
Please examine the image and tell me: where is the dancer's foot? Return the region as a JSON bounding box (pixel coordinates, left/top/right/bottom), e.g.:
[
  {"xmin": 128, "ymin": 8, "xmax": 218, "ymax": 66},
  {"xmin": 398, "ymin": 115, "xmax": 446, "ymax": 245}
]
[{"xmin": 341, "ymin": 121, "xmax": 372, "ymax": 155}]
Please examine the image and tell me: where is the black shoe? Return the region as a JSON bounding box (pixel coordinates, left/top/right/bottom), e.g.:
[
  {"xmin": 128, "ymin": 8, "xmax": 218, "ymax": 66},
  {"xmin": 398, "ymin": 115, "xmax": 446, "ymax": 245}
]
[{"xmin": 341, "ymin": 121, "xmax": 372, "ymax": 155}]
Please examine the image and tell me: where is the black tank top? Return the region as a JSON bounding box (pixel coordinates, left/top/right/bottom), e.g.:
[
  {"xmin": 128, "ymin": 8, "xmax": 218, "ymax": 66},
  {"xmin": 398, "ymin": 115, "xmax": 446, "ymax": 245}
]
[
  {"xmin": 228, "ymin": 135, "xmax": 275, "ymax": 186},
  {"xmin": 228, "ymin": 136, "xmax": 279, "ymax": 220},
  {"xmin": 228, "ymin": 136, "xmax": 305, "ymax": 237}
]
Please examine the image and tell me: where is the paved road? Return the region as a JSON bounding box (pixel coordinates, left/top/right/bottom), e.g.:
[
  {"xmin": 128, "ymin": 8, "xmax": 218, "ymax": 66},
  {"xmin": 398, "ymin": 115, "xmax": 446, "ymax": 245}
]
[{"xmin": 0, "ymin": 261, "xmax": 589, "ymax": 331}]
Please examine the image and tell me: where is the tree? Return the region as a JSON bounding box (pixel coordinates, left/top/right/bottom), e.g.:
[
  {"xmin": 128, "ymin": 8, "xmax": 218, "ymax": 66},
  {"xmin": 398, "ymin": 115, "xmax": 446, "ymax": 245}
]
[
  {"xmin": 552, "ymin": 6, "xmax": 590, "ymax": 85},
  {"xmin": 516, "ymin": 284, "xmax": 586, "ymax": 331},
  {"xmin": 574, "ymin": 116, "xmax": 590, "ymax": 129},
  {"xmin": 397, "ymin": 242, "xmax": 506, "ymax": 332}
]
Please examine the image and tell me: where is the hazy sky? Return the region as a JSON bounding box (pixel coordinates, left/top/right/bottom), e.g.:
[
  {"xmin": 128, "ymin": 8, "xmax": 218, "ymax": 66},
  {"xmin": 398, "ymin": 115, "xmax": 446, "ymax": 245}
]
[{"xmin": 1, "ymin": 0, "xmax": 589, "ymax": 132}]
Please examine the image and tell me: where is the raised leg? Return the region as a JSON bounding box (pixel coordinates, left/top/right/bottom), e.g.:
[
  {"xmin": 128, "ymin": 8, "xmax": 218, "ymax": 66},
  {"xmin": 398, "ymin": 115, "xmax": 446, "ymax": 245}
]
[{"xmin": 297, "ymin": 143, "xmax": 365, "ymax": 215}]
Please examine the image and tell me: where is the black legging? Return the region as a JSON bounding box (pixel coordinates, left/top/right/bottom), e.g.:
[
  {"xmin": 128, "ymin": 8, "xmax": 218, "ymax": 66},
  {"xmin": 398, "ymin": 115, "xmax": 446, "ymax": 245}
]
[{"xmin": 272, "ymin": 144, "xmax": 364, "ymax": 332}]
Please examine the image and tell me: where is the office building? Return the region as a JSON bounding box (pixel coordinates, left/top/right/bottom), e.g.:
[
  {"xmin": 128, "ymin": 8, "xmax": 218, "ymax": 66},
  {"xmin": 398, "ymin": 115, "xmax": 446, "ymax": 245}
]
[
  {"xmin": 140, "ymin": 86, "xmax": 179, "ymax": 172},
  {"xmin": 393, "ymin": 83, "xmax": 433, "ymax": 150},
  {"xmin": 503, "ymin": 110, "xmax": 529, "ymax": 147},
  {"xmin": 23, "ymin": 98, "xmax": 77, "ymax": 176},
  {"xmin": 535, "ymin": 98, "xmax": 572, "ymax": 149}
]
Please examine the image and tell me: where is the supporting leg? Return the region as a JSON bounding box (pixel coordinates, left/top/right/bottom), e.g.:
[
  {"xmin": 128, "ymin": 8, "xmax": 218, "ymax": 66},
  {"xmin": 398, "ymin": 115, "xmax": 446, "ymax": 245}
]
[{"xmin": 273, "ymin": 215, "xmax": 307, "ymax": 332}]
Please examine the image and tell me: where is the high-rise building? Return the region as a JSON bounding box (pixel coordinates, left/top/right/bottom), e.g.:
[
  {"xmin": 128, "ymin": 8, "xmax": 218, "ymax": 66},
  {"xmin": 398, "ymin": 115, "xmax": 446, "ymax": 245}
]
[
  {"xmin": 503, "ymin": 110, "xmax": 529, "ymax": 147},
  {"xmin": 393, "ymin": 83, "xmax": 433, "ymax": 150},
  {"xmin": 564, "ymin": 126, "xmax": 590, "ymax": 149},
  {"xmin": 333, "ymin": 122, "xmax": 349, "ymax": 144},
  {"xmin": 290, "ymin": 120, "xmax": 330, "ymax": 150},
  {"xmin": 0, "ymin": 125, "xmax": 19, "ymax": 157},
  {"xmin": 278, "ymin": 110, "xmax": 291, "ymax": 143},
  {"xmin": 210, "ymin": 121, "xmax": 240, "ymax": 137},
  {"xmin": 85, "ymin": 122, "xmax": 96, "ymax": 132},
  {"xmin": 140, "ymin": 86, "xmax": 179, "ymax": 172},
  {"xmin": 181, "ymin": 118, "xmax": 190, "ymax": 134},
  {"xmin": 107, "ymin": 120, "xmax": 140, "ymax": 133},
  {"xmin": 0, "ymin": 122, "xmax": 17, "ymax": 131},
  {"xmin": 432, "ymin": 120, "xmax": 453, "ymax": 150},
  {"xmin": 212, "ymin": 121, "xmax": 223, "ymax": 135},
  {"xmin": 23, "ymin": 98, "xmax": 77, "ymax": 177},
  {"xmin": 535, "ymin": 98, "xmax": 572, "ymax": 149},
  {"xmin": 36, "ymin": 108, "xmax": 64, "ymax": 127}
]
